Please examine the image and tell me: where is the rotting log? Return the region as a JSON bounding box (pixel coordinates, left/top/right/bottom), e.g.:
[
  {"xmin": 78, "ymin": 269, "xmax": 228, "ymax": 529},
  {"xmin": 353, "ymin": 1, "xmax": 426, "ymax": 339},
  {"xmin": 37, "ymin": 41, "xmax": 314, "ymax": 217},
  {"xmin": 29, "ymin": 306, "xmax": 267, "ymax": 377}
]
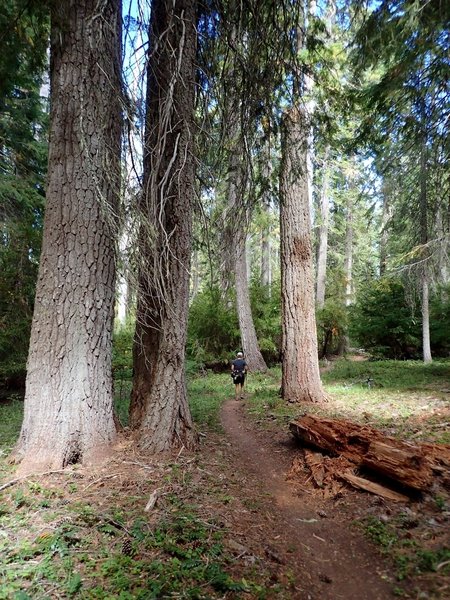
[
  {"xmin": 289, "ymin": 415, "xmax": 446, "ymax": 491},
  {"xmin": 362, "ymin": 440, "xmax": 431, "ymax": 491}
]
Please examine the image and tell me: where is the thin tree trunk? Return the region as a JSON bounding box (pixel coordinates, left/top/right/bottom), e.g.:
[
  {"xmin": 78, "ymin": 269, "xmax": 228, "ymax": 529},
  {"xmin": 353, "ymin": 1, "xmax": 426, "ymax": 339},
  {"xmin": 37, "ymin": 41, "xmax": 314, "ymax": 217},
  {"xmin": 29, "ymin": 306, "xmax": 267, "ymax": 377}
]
[
  {"xmin": 219, "ymin": 22, "xmax": 240, "ymax": 298},
  {"xmin": 305, "ymin": 0, "xmax": 316, "ymax": 223},
  {"xmin": 316, "ymin": 146, "xmax": 330, "ymax": 308},
  {"xmin": 280, "ymin": 106, "xmax": 325, "ymax": 403},
  {"xmin": 13, "ymin": 0, "xmax": 122, "ymax": 472},
  {"xmin": 261, "ymin": 144, "xmax": 272, "ymax": 290},
  {"xmin": 436, "ymin": 202, "xmax": 449, "ymax": 288},
  {"xmin": 338, "ymin": 193, "xmax": 354, "ymax": 356},
  {"xmin": 379, "ymin": 180, "xmax": 391, "ymax": 277},
  {"xmin": 218, "ymin": 23, "xmax": 267, "ymax": 372},
  {"xmin": 130, "ymin": 0, "xmax": 198, "ymax": 451},
  {"xmin": 191, "ymin": 248, "xmax": 200, "ymax": 299},
  {"xmin": 261, "ymin": 222, "xmax": 271, "ymax": 289},
  {"xmin": 420, "ymin": 137, "xmax": 432, "ymax": 363},
  {"xmin": 344, "ymin": 195, "xmax": 354, "ymax": 308},
  {"xmin": 235, "ymin": 229, "xmax": 267, "ymax": 372},
  {"xmin": 422, "ymin": 267, "xmax": 432, "ymax": 363},
  {"xmin": 116, "ymin": 230, "xmax": 130, "ymax": 327}
]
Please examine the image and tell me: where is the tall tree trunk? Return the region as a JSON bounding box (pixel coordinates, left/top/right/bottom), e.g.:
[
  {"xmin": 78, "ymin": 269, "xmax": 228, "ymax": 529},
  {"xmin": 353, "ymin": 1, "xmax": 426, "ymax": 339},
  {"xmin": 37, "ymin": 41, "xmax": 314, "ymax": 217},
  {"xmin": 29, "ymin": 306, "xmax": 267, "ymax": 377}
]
[
  {"xmin": 230, "ymin": 154, "xmax": 267, "ymax": 371},
  {"xmin": 316, "ymin": 146, "xmax": 330, "ymax": 309},
  {"xmin": 343, "ymin": 195, "xmax": 354, "ymax": 308},
  {"xmin": 218, "ymin": 25, "xmax": 267, "ymax": 372},
  {"xmin": 422, "ymin": 269, "xmax": 432, "ymax": 363},
  {"xmin": 13, "ymin": 0, "xmax": 122, "ymax": 472},
  {"xmin": 420, "ymin": 138, "xmax": 432, "ymax": 363},
  {"xmin": 379, "ymin": 180, "xmax": 391, "ymax": 277},
  {"xmin": 261, "ymin": 217, "xmax": 271, "ymax": 289},
  {"xmin": 260, "ymin": 139, "xmax": 272, "ymax": 290},
  {"xmin": 280, "ymin": 106, "xmax": 325, "ymax": 403},
  {"xmin": 338, "ymin": 193, "xmax": 354, "ymax": 356},
  {"xmin": 129, "ymin": 0, "xmax": 198, "ymax": 451},
  {"xmin": 305, "ymin": 0, "xmax": 317, "ymax": 222},
  {"xmin": 435, "ymin": 201, "xmax": 449, "ymax": 290},
  {"xmin": 235, "ymin": 228, "xmax": 268, "ymax": 371},
  {"xmin": 191, "ymin": 248, "xmax": 200, "ymax": 299},
  {"xmin": 116, "ymin": 230, "xmax": 130, "ymax": 327}
]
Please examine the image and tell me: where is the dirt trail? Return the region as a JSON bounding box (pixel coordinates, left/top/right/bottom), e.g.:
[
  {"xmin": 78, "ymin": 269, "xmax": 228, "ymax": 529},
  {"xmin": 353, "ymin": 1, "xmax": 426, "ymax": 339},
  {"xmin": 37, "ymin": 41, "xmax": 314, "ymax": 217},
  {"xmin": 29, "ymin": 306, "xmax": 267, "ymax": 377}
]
[{"xmin": 220, "ymin": 398, "xmax": 395, "ymax": 600}]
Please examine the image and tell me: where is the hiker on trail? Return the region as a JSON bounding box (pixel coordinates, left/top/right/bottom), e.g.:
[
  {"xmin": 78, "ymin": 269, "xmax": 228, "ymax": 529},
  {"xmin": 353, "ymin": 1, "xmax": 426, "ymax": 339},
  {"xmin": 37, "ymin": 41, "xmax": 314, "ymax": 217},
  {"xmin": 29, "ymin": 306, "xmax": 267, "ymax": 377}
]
[{"xmin": 231, "ymin": 351, "xmax": 247, "ymax": 400}]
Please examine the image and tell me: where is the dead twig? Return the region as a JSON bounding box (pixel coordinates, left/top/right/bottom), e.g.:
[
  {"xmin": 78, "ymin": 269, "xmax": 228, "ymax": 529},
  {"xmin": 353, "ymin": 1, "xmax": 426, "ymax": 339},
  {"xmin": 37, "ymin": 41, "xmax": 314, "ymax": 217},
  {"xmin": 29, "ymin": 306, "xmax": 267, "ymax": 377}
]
[{"xmin": 83, "ymin": 473, "xmax": 121, "ymax": 492}]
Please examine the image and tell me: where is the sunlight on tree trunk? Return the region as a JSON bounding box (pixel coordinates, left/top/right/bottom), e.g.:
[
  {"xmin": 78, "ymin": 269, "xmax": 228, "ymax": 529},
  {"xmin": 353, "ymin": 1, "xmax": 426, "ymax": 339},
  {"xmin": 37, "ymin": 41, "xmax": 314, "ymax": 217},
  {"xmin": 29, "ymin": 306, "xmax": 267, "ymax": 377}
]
[
  {"xmin": 420, "ymin": 138, "xmax": 432, "ymax": 364},
  {"xmin": 280, "ymin": 106, "xmax": 325, "ymax": 403},
  {"xmin": 422, "ymin": 266, "xmax": 432, "ymax": 363}
]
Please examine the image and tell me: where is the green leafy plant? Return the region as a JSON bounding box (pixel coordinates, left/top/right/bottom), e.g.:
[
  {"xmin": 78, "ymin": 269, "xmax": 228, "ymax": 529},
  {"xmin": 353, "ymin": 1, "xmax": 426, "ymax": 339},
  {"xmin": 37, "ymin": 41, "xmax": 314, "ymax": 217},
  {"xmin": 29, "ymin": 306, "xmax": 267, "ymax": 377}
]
[{"xmin": 349, "ymin": 278, "xmax": 421, "ymax": 359}]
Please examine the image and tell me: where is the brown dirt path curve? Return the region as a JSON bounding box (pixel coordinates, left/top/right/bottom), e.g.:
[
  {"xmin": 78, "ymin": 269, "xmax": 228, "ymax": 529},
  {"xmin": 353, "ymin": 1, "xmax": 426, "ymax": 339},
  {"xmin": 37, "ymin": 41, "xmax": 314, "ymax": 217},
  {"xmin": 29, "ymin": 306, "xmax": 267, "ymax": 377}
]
[{"xmin": 220, "ymin": 398, "xmax": 396, "ymax": 600}]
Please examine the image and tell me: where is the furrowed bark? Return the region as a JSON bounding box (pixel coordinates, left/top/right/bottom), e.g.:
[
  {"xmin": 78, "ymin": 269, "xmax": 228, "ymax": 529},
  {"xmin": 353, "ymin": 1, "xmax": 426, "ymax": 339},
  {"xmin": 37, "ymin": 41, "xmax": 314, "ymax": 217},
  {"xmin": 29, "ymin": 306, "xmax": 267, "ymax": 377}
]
[{"xmin": 13, "ymin": 0, "xmax": 122, "ymax": 472}]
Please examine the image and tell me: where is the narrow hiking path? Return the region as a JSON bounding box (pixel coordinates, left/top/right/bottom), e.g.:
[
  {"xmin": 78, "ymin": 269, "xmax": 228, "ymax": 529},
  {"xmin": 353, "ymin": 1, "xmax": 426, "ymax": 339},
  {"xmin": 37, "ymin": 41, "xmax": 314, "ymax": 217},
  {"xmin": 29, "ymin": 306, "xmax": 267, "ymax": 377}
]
[{"xmin": 220, "ymin": 397, "xmax": 396, "ymax": 600}]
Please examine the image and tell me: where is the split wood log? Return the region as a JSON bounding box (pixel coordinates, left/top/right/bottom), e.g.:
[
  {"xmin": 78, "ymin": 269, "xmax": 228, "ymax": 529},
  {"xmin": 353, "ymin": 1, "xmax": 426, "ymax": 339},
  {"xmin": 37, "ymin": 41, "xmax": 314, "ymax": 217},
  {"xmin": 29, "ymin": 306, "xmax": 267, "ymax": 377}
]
[
  {"xmin": 339, "ymin": 472, "xmax": 410, "ymax": 503},
  {"xmin": 304, "ymin": 449, "xmax": 325, "ymax": 488},
  {"xmin": 289, "ymin": 415, "xmax": 442, "ymax": 491}
]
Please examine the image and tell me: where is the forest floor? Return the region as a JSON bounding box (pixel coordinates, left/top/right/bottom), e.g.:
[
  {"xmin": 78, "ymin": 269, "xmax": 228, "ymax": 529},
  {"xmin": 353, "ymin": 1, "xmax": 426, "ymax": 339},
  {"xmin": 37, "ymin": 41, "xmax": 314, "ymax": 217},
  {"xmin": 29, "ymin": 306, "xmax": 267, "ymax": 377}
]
[{"xmin": 0, "ymin": 359, "xmax": 449, "ymax": 599}]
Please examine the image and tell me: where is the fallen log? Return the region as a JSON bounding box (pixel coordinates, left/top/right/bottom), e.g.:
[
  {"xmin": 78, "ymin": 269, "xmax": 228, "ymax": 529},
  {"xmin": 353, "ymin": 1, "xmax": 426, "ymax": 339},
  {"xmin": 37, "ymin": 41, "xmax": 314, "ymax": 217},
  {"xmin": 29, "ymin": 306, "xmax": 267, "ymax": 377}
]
[{"xmin": 290, "ymin": 415, "xmax": 439, "ymax": 491}]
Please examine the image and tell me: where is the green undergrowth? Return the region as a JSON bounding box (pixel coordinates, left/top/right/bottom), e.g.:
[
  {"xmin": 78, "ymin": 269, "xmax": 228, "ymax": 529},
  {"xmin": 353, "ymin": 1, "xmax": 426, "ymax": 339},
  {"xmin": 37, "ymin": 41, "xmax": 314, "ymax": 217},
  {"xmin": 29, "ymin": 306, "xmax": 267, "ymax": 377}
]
[
  {"xmin": 113, "ymin": 370, "xmax": 236, "ymax": 431},
  {"xmin": 0, "ymin": 469, "xmax": 273, "ymax": 599},
  {"xmin": 359, "ymin": 514, "xmax": 450, "ymax": 586},
  {"xmin": 187, "ymin": 373, "xmax": 233, "ymax": 431}
]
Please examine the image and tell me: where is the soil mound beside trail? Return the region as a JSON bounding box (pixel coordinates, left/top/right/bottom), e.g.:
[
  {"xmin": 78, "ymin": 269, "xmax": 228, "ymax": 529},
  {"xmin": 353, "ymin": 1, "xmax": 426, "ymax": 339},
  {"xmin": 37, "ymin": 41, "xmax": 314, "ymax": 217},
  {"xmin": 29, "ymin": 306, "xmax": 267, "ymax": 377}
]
[{"xmin": 220, "ymin": 398, "xmax": 396, "ymax": 600}]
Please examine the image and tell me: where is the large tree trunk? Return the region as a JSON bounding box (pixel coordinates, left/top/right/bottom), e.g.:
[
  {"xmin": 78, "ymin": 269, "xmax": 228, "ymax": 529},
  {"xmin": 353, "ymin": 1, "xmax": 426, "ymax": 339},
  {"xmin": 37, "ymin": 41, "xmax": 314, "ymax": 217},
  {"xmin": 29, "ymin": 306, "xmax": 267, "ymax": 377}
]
[
  {"xmin": 13, "ymin": 0, "xmax": 122, "ymax": 472},
  {"xmin": 315, "ymin": 146, "xmax": 330, "ymax": 309},
  {"xmin": 280, "ymin": 106, "xmax": 325, "ymax": 403},
  {"xmin": 129, "ymin": 0, "xmax": 198, "ymax": 452}
]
